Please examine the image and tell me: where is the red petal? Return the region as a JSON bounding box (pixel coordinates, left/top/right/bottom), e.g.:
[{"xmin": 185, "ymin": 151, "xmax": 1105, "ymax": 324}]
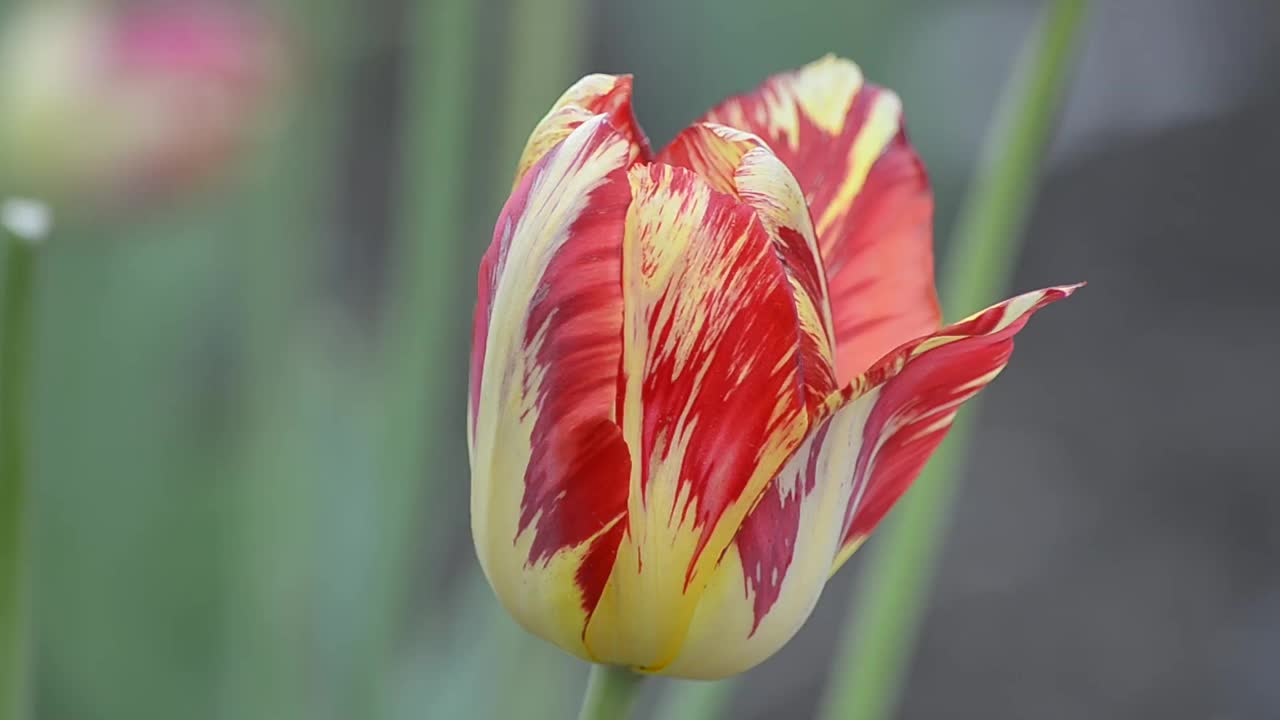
[
  {"xmin": 659, "ymin": 122, "xmax": 839, "ymax": 412},
  {"xmin": 470, "ymin": 115, "xmax": 633, "ymax": 640},
  {"xmin": 833, "ymin": 284, "xmax": 1082, "ymax": 564},
  {"xmin": 698, "ymin": 55, "xmax": 941, "ymax": 384},
  {"xmin": 583, "ymin": 161, "xmax": 818, "ymax": 668},
  {"xmin": 511, "ymin": 74, "xmax": 652, "ymax": 190},
  {"xmin": 664, "ymin": 286, "xmax": 1077, "ymax": 678}
]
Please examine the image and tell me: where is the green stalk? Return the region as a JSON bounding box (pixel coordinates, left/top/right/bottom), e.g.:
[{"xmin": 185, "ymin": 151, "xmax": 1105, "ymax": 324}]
[
  {"xmin": 367, "ymin": 0, "xmax": 484, "ymax": 713},
  {"xmin": 577, "ymin": 665, "xmax": 644, "ymax": 720},
  {"xmin": 371, "ymin": 0, "xmax": 475, "ymax": 685},
  {"xmin": 219, "ymin": 0, "xmax": 355, "ymax": 717},
  {"xmin": 939, "ymin": 0, "xmax": 1091, "ymax": 315},
  {"xmin": 0, "ymin": 202, "xmax": 47, "ymax": 720},
  {"xmin": 817, "ymin": 2, "xmax": 1091, "ymax": 720},
  {"xmin": 653, "ymin": 681, "xmax": 731, "ymax": 720}
]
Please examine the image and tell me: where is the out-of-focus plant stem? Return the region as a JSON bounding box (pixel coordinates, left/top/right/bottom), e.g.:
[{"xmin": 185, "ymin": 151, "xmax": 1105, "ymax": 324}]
[
  {"xmin": 938, "ymin": 1, "xmax": 1090, "ymax": 313},
  {"xmin": 653, "ymin": 680, "xmax": 731, "ymax": 720},
  {"xmin": 220, "ymin": 0, "xmax": 355, "ymax": 717},
  {"xmin": 379, "ymin": 0, "xmax": 475, "ymax": 587},
  {"xmin": 493, "ymin": 0, "xmax": 587, "ymax": 205},
  {"xmin": 0, "ymin": 204, "xmax": 46, "ymax": 720},
  {"xmin": 817, "ymin": 2, "xmax": 1091, "ymax": 720},
  {"xmin": 373, "ymin": 0, "xmax": 476, "ymax": 699},
  {"xmin": 577, "ymin": 665, "xmax": 644, "ymax": 720}
]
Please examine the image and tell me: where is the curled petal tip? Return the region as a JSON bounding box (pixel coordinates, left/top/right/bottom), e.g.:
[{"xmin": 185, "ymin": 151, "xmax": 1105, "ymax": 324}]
[
  {"xmin": 667, "ymin": 282, "xmax": 1077, "ymax": 677},
  {"xmin": 512, "ymin": 73, "xmax": 651, "ymax": 188}
]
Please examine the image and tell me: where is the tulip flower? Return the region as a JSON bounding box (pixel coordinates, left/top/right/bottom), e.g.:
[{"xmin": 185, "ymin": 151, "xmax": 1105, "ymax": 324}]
[
  {"xmin": 469, "ymin": 55, "xmax": 1078, "ymax": 681},
  {"xmin": 0, "ymin": 0, "xmax": 283, "ymax": 208}
]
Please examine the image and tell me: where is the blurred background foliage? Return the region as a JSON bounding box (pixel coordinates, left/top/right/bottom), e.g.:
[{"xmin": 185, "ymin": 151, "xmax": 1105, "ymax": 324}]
[{"xmin": 2, "ymin": 0, "xmax": 1276, "ymax": 718}]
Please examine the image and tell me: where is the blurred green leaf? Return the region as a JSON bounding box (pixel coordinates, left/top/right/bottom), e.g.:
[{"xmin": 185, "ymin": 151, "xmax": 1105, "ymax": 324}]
[
  {"xmin": 35, "ymin": 215, "xmax": 229, "ymax": 720},
  {"xmin": 217, "ymin": 0, "xmax": 360, "ymax": 718},
  {"xmin": 368, "ymin": 0, "xmax": 479, "ymax": 717}
]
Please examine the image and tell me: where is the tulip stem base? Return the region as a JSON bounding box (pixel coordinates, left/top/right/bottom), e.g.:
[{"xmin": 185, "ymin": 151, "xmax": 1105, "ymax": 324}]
[
  {"xmin": 577, "ymin": 664, "xmax": 644, "ymax": 720},
  {"xmin": 1, "ymin": 212, "xmax": 42, "ymax": 720}
]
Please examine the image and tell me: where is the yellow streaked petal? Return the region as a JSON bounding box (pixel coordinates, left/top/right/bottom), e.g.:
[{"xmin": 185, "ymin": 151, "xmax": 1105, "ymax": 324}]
[
  {"xmin": 660, "ymin": 122, "xmax": 839, "ymax": 409},
  {"xmin": 470, "ymin": 115, "xmax": 635, "ymax": 659},
  {"xmin": 663, "ymin": 391, "xmax": 877, "ymax": 678},
  {"xmin": 582, "ymin": 162, "xmax": 814, "ymax": 670},
  {"xmin": 511, "ymin": 73, "xmax": 650, "ymax": 189},
  {"xmin": 830, "ymin": 284, "xmax": 1084, "ymax": 571},
  {"xmin": 663, "ymin": 285, "xmax": 1078, "ymax": 679},
  {"xmin": 700, "ymin": 55, "xmax": 941, "ymax": 385}
]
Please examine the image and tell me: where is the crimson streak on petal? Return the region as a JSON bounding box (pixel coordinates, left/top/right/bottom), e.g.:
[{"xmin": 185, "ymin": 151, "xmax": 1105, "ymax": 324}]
[
  {"xmin": 471, "ymin": 116, "xmax": 634, "ymax": 616},
  {"xmin": 836, "ymin": 285, "xmax": 1080, "ymax": 553},
  {"xmin": 735, "ymin": 419, "xmax": 831, "ymax": 632},
  {"xmin": 701, "ymin": 56, "xmax": 941, "ymax": 383},
  {"xmin": 726, "ymin": 285, "xmax": 1080, "ymax": 638}
]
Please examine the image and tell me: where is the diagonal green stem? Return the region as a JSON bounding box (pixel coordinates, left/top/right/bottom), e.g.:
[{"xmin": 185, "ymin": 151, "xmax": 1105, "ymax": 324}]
[
  {"xmin": 577, "ymin": 665, "xmax": 645, "ymax": 720},
  {"xmin": 817, "ymin": 2, "xmax": 1091, "ymax": 720},
  {"xmin": 1, "ymin": 207, "xmax": 45, "ymax": 720},
  {"xmin": 939, "ymin": 0, "xmax": 1091, "ymax": 316}
]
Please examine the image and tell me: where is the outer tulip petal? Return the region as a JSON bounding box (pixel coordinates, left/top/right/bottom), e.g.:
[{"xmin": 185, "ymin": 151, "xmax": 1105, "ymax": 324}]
[
  {"xmin": 660, "ymin": 122, "xmax": 839, "ymax": 409},
  {"xmin": 662, "ymin": 391, "xmax": 860, "ymax": 679},
  {"xmin": 664, "ymin": 284, "xmax": 1079, "ymax": 678},
  {"xmin": 511, "ymin": 73, "xmax": 652, "ymax": 189},
  {"xmin": 583, "ymin": 162, "xmax": 822, "ymax": 670},
  {"xmin": 830, "ymin": 284, "xmax": 1082, "ymax": 568},
  {"xmin": 469, "ymin": 115, "xmax": 635, "ymax": 659},
  {"xmin": 700, "ymin": 55, "xmax": 942, "ymax": 384}
]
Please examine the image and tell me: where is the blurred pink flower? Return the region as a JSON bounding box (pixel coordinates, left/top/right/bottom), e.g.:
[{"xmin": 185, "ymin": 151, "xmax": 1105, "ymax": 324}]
[{"xmin": 0, "ymin": 1, "xmax": 285, "ymax": 209}]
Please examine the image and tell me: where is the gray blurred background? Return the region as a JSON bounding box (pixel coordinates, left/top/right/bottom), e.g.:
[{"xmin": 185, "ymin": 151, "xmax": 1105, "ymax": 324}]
[{"xmin": 13, "ymin": 0, "xmax": 1278, "ymax": 718}]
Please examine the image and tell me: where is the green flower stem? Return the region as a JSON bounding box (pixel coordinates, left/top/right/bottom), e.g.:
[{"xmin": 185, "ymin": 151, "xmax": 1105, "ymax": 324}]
[
  {"xmin": 940, "ymin": 0, "xmax": 1091, "ymax": 316},
  {"xmin": 577, "ymin": 665, "xmax": 644, "ymax": 720},
  {"xmin": 653, "ymin": 680, "xmax": 731, "ymax": 720},
  {"xmin": 817, "ymin": 2, "xmax": 1091, "ymax": 720},
  {"xmin": 1, "ymin": 205, "xmax": 46, "ymax": 720},
  {"xmin": 220, "ymin": 0, "xmax": 357, "ymax": 716},
  {"xmin": 376, "ymin": 0, "xmax": 475, "ymax": 654}
]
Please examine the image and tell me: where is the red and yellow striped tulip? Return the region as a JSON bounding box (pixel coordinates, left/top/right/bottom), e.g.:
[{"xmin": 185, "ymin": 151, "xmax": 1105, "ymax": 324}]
[{"xmin": 469, "ymin": 55, "xmax": 1078, "ymax": 679}]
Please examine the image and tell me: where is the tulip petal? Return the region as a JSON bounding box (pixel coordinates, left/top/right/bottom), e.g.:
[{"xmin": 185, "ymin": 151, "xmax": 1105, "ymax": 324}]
[
  {"xmin": 660, "ymin": 391, "xmax": 859, "ymax": 679},
  {"xmin": 664, "ymin": 285, "xmax": 1078, "ymax": 678},
  {"xmin": 660, "ymin": 122, "xmax": 839, "ymax": 409},
  {"xmin": 700, "ymin": 55, "xmax": 941, "ymax": 384},
  {"xmin": 511, "ymin": 73, "xmax": 652, "ymax": 190},
  {"xmin": 830, "ymin": 284, "xmax": 1081, "ymax": 568},
  {"xmin": 583, "ymin": 162, "xmax": 822, "ymax": 669},
  {"xmin": 469, "ymin": 115, "xmax": 635, "ymax": 659}
]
